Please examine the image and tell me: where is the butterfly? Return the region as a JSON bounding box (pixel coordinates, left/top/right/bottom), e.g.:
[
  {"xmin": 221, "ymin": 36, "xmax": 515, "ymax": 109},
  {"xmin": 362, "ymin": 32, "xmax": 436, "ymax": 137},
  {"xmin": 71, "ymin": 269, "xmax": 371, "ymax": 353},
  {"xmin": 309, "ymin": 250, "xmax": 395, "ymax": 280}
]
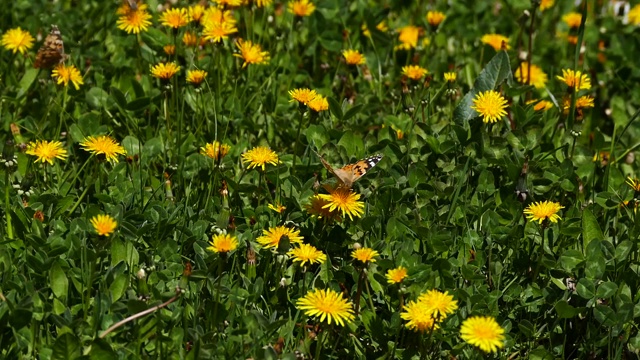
[
  {"xmin": 34, "ymin": 25, "xmax": 67, "ymax": 69},
  {"xmin": 126, "ymin": 0, "xmax": 139, "ymax": 10},
  {"xmin": 315, "ymin": 151, "xmax": 383, "ymax": 189}
]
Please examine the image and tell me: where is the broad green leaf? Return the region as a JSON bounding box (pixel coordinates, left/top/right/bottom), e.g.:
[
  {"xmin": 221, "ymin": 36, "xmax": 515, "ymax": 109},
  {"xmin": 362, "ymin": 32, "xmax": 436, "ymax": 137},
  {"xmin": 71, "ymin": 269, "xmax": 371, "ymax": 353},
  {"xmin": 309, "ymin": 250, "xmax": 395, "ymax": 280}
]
[
  {"xmin": 593, "ymin": 305, "xmax": 616, "ymax": 326},
  {"xmin": 453, "ymin": 50, "xmax": 513, "ymax": 124},
  {"xmin": 338, "ymin": 131, "xmax": 364, "ymax": 156},
  {"xmin": 615, "ymin": 240, "xmax": 633, "ymax": 262},
  {"xmin": 110, "ymin": 86, "xmax": 127, "ymax": 108},
  {"xmin": 17, "ymin": 69, "xmax": 39, "ymax": 99},
  {"xmin": 558, "ymin": 249, "xmax": 584, "ymax": 272},
  {"xmin": 50, "ymin": 261, "xmax": 68, "ymax": 300},
  {"xmin": 596, "ymin": 281, "xmax": 618, "ymax": 299},
  {"xmin": 86, "ymin": 87, "xmax": 113, "ymax": 109},
  {"xmin": 555, "ymin": 300, "xmax": 579, "ymax": 318},
  {"xmin": 110, "ymin": 273, "xmax": 129, "ymax": 302},
  {"xmin": 582, "ymin": 208, "xmax": 604, "ymax": 251},
  {"xmin": 576, "ymin": 278, "xmax": 596, "ymax": 299},
  {"xmin": 51, "ymin": 333, "xmax": 81, "ymax": 360},
  {"xmin": 305, "ymin": 124, "xmax": 329, "ymax": 149},
  {"xmin": 343, "ymin": 104, "xmax": 364, "ymax": 121},
  {"xmin": 328, "ymin": 97, "xmax": 343, "ymax": 120}
]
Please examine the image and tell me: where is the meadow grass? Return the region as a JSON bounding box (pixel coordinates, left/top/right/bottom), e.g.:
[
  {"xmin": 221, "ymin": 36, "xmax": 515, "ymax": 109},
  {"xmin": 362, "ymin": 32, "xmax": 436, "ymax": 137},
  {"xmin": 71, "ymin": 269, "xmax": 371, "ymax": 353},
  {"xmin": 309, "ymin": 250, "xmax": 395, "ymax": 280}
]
[{"xmin": 2, "ymin": 0, "xmax": 640, "ymax": 359}]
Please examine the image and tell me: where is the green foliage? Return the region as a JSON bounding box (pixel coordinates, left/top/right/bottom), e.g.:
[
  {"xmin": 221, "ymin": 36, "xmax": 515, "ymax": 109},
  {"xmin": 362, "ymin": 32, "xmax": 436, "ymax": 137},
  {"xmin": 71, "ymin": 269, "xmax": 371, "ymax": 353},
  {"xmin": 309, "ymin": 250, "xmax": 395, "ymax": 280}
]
[{"xmin": 1, "ymin": 0, "xmax": 640, "ymax": 359}]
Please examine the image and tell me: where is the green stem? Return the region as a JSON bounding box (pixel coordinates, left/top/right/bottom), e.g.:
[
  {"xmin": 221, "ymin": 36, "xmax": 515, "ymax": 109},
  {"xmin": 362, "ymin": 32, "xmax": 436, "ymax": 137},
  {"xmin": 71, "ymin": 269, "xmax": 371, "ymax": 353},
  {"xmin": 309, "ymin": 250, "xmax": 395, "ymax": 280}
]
[{"xmin": 4, "ymin": 170, "xmax": 13, "ymax": 239}]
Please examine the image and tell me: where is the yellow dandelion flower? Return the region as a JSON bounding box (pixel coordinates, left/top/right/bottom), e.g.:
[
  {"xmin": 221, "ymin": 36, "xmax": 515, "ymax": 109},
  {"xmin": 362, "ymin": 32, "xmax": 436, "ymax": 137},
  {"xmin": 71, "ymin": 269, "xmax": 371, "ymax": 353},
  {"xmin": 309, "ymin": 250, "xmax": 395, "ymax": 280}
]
[
  {"xmin": 386, "ymin": 266, "xmax": 408, "ymax": 284},
  {"xmin": 257, "ymin": 225, "xmax": 303, "ymax": 249},
  {"xmin": 627, "ymin": 177, "xmax": 640, "ymax": 191},
  {"xmin": 214, "ymin": 0, "xmax": 244, "ymax": 7},
  {"xmin": 471, "ymin": 90, "xmax": 508, "ymax": 124},
  {"xmin": 183, "ymin": 31, "xmax": 198, "ymax": 47},
  {"xmin": 1, "ymin": 27, "xmax": 34, "ymax": 54},
  {"xmin": 234, "ymin": 39, "xmax": 270, "ymax": 67},
  {"xmin": 150, "ymin": 62, "xmax": 181, "ymax": 80},
  {"xmin": 515, "ymin": 62, "xmax": 548, "ymax": 89},
  {"xmin": 288, "ymin": 244, "xmax": 327, "ymax": 266},
  {"xmin": 203, "ymin": 21, "xmax": 238, "ymax": 43},
  {"xmin": 362, "ymin": 21, "xmax": 388, "ymax": 37},
  {"xmin": 296, "ymin": 288, "xmax": 355, "ymax": 326},
  {"xmin": 426, "ymin": 11, "xmax": 446, "ymax": 27},
  {"xmin": 308, "ymin": 95, "xmax": 329, "ymax": 112},
  {"xmin": 163, "ymin": 44, "xmax": 176, "ymax": 55},
  {"xmin": 305, "ymin": 195, "xmax": 342, "ymax": 222},
  {"xmin": 80, "ymin": 135, "xmax": 126, "ymax": 163},
  {"xmin": 562, "ymin": 95, "xmax": 594, "ymax": 114},
  {"xmin": 189, "ymin": 4, "xmax": 206, "ymax": 23},
  {"xmin": 397, "ymin": 25, "xmax": 420, "ymax": 50},
  {"xmin": 401, "ymin": 300, "xmax": 439, "ymax": 333},
  {"xmin": 460, "ymin": 316, "xmax": 505, "ymax": 353},
  {"xmin": 481, "ymin": 34, "xmax": 510, "ymax": 51},
  {"xmin": 200, "ymin": 141, "xmax": 230, "ymax": 161},
  {"xmin": 556, "ymin": 69, "xmax": 591, "ymax": 90},
  {"xmin": 241, "ymin": 146, "xmax": 278, "ymax": 171},
  {"xmin": 351, "ymin": 247, "xmax": 379, "ymax": 263},
  {"xmin": 202, "ymin": 8, "xmax": 236, "ymax": 27},
  {"xmin": 540, "ymin": 0, "xmax": 554, "ymax": 11},
  {"xmin": 117, "ymin": 4, "xmax": 152, "ymax": 34},
  {"xmin": 418, "ymin": 290, "xmax": 458, "ymax": 320},
  {"xmin": 51, "ymin": 64, "xmax": 84, "ymax": 90},
  {"xmin": 26, "ymin": 140, "xmax": 68, "ymax": 165},
  {"xmin": 160, "ymin": 8, "xmax": 189, "ymax": 29},
  {"xmin": 255, "ymin": 0, "xmax": 274, "ymax": 7},
  {"xmin": 444, "ymin": 72, "xmax": 457, "ymax": 82},
  {"xmin": 523, "ymin": 200, "xmax": 563, "ymax": 224},
  {"xmin": 562, "ymin": 12, "xmax": 582, "ymax": 29},
  {"xmin": 342, "ymin": 49, "xmax": 366, "ymax": 65},
  {"xmin": 317, "ymin": 187, "xmax": 365, "ymax": 220},
  {"xmin": 187, "ymin": 69, "xmax": 208, "ymax": 86},
  {"xmin": 207, "ymin": 233, "xmax": 239, "ymax": 253},
  {"xmin": 402, "ymin": 65, "xmax": 428, "ymax": 80},
  {"xmin": 289, "ymin": 88, "xmax": 318, "ymax": 105},
  {"xmin": 90, "ymin": 214, "xmax": 117, "ymax": 237},
  {"xmin": 526, "ymin": 99, "xmax": 554, "ymax": 111},
  {"xmin": 630, "ymin": 4, "xmax": 640, "ymax": 25},
  {"xmin": 288, "ymin": 0, "xmax": 316, "ymax": 17},
  {"xmin": 268, "ymin": 203, "xmax": 286, "ymax": 213}
]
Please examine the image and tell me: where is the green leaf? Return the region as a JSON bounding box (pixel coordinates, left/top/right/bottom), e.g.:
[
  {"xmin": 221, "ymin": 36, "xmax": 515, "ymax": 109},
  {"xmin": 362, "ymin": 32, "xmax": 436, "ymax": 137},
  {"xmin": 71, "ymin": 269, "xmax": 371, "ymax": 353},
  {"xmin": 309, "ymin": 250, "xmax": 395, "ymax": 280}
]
[
  {"xmin": 576, "ymin": 278, "xmax": 596, "ymax": 299},
  {"xmin": 453, "ymin": 50, "xmax": 513, "ymax": 124},
  {"xmin": 17, "ymin": 69, "xmax": 39, "ymax": 99},
  {"xmin": 615, "ymin": 240, "xmax": 633, "ymax": 262},
  {"xmin": 582, "ymin": 208, "xmax": 604, "ymax": 252},
  {"xmin": 86, "ymin": 87, "xmax": 113, "ymax": 109},
  {"xmin": 328, "ymin": 97, "xmax": 343, "ymax": 120},
  {"xmin": 558, "ymin": 249, "xmax": 584, "ymax": 272},
  {"xmin": 110, "ymin": 273, "xmax": 129, "ymax": 302},
  {"xmin": 50, "ymin": 261, "xmax": 68, "ymax": 300},
  {"xmin": 305, "ymin": 125, "xmax": 329, "ymax": 149},
  {"xmin": 51, "ymin": 333, "xmax": 81, "ymax": 360},
  {"xmin": 593, "ymin": 305, "xmax": 616, "ymax": 326},
  {"xmin": 89, "ymin": 339, "xmax": 117, "ymax": 359},
  {"xmin": 596, "ymin": 281, "xmax": 618, "ymax": 299},
  {"xmin": 110, "ymin": 86, "xmax": 127, "ymax": 108},
  {"xmin": 338, "ymin": 131, "xmax": 364, "ymax": 157},
  {"xmin": 125, "ymin": 97, "xmax": 151, "ymax": 111},
  {"xmin": 343, "ymin": 104, "xmax": 364, "ymax": 121},
  {"xmin": 555, "ymin": 300, "xmax": 579, "ymax": 318}
]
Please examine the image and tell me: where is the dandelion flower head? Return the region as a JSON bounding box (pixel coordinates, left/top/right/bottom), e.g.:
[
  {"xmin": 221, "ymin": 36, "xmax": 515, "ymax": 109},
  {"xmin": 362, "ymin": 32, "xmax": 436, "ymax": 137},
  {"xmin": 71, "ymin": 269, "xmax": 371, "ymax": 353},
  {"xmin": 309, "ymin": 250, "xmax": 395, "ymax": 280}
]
[
  {"xmin": 296, "ymin": 288, "xmax": 355, "ymax": 326},
  {"xmin": 471, "ymin": 90, "xmax": 508, "ymax": 124},
  {"xmin": 515, "ymin": 62, "xmax": 548, "ymax": 89},
  {"xmin": 80, "ymin": 135, "xmax": 126, "ymax": 163},
  {"xmin": 317, "ymin": 187, "xmax": 365, "ymax": 220},
  {"xmin": 386, "ymin": 266, "xmax": 408, "ymax": 284},
  {"xmin": 52, "ymin": 64, "xmax": 84, "ymax": 90},
  {"xmin": 207, "ymin": 233, "xmax": 239, "ymax": 253},
  {"xmin": 26, "ymin": 140, "xmax": 68, "ymax": 165},
  {"xmin": 342, "ymin": 49, "xmax": 366, "ymax": 65},
  {"xmin": 288, "ymin": 0, "xmax": 316, "ymax": 17},
  {"xmin": 257, "ymin": 225, "xmax": 303, "ymax": 249},
  {"xmin": 481, "ymin": 34, "xmax": 510, "ymax": 51},
  {"xmin": 1, "ymin": 27, "xmax": 34, "ymax": 54},
  {"xmin": 117, "ymin": 4, "xmax": 152, "ymax": 34},
  {"xmin": 523, "ymin": 200, "xmax": 563, "ymax": 224},
  {"xmin": 460, "ymin": 316, "xmax": 505, "ymax": 353},
  {"xmin": 288, "ymin": 244, "xmax": 327, "ymax": 266},
  {"xmin": 241, "ymin": 146, "xmax": 279, "ymax": 171},
  {"xmin": 90, "ymin": 214, "xmax": 117, "ymax": 237},
  {"xmin": 351, "ymin": 247, "xmax": 379, "ymax": 263}
]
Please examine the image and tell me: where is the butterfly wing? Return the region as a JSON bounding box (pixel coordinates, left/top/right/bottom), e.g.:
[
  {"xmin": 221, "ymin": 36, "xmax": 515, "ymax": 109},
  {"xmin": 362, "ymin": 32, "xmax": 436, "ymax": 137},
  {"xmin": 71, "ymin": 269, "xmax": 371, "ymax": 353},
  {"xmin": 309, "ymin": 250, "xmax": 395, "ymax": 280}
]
[
  {"xmin": 34, "ymin": 25, "xmax": 66, "ymax": 69},
  {"xmin": 337, "ymin": 154, "xmax": 383, "ymax": 188}
]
